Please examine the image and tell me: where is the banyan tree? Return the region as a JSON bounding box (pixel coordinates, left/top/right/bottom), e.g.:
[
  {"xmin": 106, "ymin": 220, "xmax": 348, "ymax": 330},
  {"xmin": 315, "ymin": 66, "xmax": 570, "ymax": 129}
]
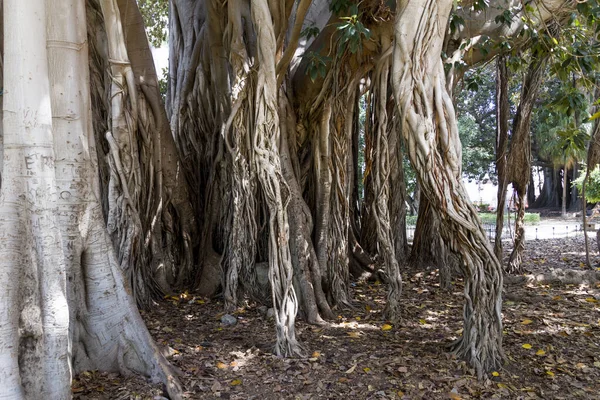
[{"xmin": 0, "ymin": 0, "xmax": 579, "ymax": 397}]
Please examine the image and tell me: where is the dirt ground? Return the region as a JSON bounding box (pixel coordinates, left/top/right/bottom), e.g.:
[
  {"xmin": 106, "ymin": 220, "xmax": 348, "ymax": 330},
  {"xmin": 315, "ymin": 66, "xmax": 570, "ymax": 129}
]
[{"xmin": 73, "ymin": 236, "xmax": 600, "ymax": 399}]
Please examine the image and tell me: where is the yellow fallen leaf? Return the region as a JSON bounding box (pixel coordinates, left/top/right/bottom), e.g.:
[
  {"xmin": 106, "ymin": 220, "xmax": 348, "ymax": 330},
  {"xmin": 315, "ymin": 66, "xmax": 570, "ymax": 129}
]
[
  {"xmin": 397, "ymin": 391, "xmax": 405, "ymax": 397},
  {"xmin": 196, "ymin": 299, "xmax": 205, "ymax": 304},
  {"xmin": 497, "ymin": 383, "xmax": 508, "ymax": 389},
  {"xmin": 491, "ymin": 371, "xmax": 500, "ymax": 377},
  {"xmin": 381, "ymin": 324, "xmax": 393, "ymax": 331},
  {"xmin": 419, "ymin": 319, "xmax": 427, "ymax": 325},
  {"xmin": 363, "ymin": 367, "xmax": 371, "ymax": 373},
  {"xmin": 552, "ymin": 296, "xmax": 561, "ymax": 301},
  {"xmin": 585, "ymin": 297, "xmax": 598, "ymax": 303},
  {"xmin": 521, "ymin": 319, "xmax": 533, "ymax": 325},
  {"xmin": 546, "ymin": 371, "xmax": 555, "ymax": 377},
  {"xmin": 365, "ymin": 305, "xmax": 372, "ymax": 312},
  {"xmin": 216, "ymin": 362, "xmax": 228, "ymax": 369},
  {"xmin": 230, "ymin": 379, "xmax": 242, "ymax": 386},
  {"xmin": 312, "ymin": 351, "xmax": 321, "ymax": 358},
  {"xmin": 522, "ymin": 344, "xmax": 532, "ymax": 349},
  {"xmin": 355, "ymin": 316, "xmax": 361, "ymax": 321},
  {"xmin": 347, "ymin": 331, "xmax": 360, "ymax": 338},
  {"xmin": 536, "ymin": 349, "xmax": 546, "ymax": 356}
]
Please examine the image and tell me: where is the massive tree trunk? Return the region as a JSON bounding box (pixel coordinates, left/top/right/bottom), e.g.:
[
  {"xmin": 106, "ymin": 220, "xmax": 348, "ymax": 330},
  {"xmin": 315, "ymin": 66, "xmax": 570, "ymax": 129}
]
[
  {"xmin": 532, "ymin": 166, "xmax": 561, "ymax": 208},
  {"xmin": 0, "ymin": 0, "xmax": 181, "ymax": 397},
  {"xmin": 393, "ymin": 0, "xmax": 504, "ymax": 377}
]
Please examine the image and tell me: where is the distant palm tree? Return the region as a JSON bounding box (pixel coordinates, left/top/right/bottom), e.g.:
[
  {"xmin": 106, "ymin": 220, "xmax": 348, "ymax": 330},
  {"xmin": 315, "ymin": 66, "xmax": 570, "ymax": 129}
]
[{"xmin": 542, "ymin": 122, "xmax": 589, "ymax": 216}]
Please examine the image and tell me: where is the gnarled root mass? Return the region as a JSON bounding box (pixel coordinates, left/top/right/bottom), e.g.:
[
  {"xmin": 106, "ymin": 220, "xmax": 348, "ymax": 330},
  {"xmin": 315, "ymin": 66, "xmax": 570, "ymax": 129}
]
[
  {"xmin": 0, "ymin": 1, "xmax": 182, "ymax": 397},
  {"xmin": 392, "ymin": 0, "xmax": 504, "ymax": 377},
  {"xmin": 506, "ymin": 53, "xmax": 550, "ymax": 274}
]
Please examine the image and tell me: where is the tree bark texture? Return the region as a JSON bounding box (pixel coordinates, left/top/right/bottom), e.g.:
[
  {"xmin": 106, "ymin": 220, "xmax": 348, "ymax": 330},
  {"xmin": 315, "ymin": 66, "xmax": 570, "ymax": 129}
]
[
  {"xmin": 392, "ymin": 0, "xmax": 504, "ymax": 377},
  {"xmin": 0, "ymin": 1, "xmax": 183, "ymax": 397},
  {"xmin": 506, "ymin": 53, "xmax": 549, "ymax": 274},
  {"xmin": 494, "ymin": 55, "xmax": 509, "ymax": 261}
]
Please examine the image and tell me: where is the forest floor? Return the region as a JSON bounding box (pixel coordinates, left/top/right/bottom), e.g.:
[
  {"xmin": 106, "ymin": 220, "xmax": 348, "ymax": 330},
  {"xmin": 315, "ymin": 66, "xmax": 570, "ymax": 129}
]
[{"xmin": 74, "ymin": 235, "xmax": 600, "ymax": 400}]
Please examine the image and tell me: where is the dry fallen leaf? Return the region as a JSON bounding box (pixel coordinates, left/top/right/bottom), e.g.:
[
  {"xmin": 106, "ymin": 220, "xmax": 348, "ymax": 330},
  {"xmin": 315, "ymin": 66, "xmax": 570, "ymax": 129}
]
[
  {"xmin": 216, "ymin": 362, "xmax": 228, "ymax": 369},
  {"xmin": 345, "ymin": 364, "xmax": 357, "ymax": 374}
]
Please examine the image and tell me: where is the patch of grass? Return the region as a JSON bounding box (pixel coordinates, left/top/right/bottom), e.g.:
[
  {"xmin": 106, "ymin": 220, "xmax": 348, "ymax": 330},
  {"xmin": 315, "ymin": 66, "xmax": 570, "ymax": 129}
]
[
  {"xmin": 405, "ymin": 212, "xmax": 540, "ymax": 226},
  {"xmin": 522, "ymin": 212, "xmax": 541, "ymax": 224}
]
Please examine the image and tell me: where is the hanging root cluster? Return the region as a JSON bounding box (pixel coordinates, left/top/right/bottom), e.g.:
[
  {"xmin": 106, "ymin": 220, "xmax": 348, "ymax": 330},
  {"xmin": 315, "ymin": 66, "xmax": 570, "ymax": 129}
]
[
  {"xmin": 506, "ymin": 53, "xmax": 549, "ymax": 274},
  {"xmin": 392, "ymin": 0, "xmax": 504, "ymax": 377},
  {"xmin": 368, "ymin": 39, "xmax": 402, "ymax": 321}
]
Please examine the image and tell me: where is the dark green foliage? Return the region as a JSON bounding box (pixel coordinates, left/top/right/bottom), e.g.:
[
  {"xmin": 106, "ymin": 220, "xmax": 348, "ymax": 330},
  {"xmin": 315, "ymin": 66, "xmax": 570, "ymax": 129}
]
[
  {"xmin": 303, "ymin": 52, "xmax": 331, "ymax": 82},
  {"xmin": 336, "ymin": 5, "xmax": 371, "ymax": 55},
  {"xmin": 301, "ymin": 25, "xmax": 321, "ymax": 41},
  {"xmin": 456, "ymin": 66, "xmax": 497, "ymax": 183},
  {"xmin": 137, "ymin": 0, "xmax": 168, "ymax": 47},
  {"xmin": 330, "ymin": 0, "xmax": 352, "ymax": 15},
  {"xmin": 574, "ymin": 165, "xmax": 600, "ymax": 203}
]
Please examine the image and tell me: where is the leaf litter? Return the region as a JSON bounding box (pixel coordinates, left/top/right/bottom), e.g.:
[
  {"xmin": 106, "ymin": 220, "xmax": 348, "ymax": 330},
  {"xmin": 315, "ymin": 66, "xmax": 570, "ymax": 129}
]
[{"xmin": 73, "ymin": 237, "xmax": 600, "ymax": 399}]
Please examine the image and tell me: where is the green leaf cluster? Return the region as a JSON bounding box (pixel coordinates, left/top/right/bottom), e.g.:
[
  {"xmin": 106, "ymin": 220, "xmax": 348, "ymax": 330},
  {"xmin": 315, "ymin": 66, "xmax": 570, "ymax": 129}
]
[
  {"xmin": 138, "ymin": 0, "xmax": 168, "ymax": 47},
  {"xmin": 303, "ymin": 52, "xmax": 331, "ymax": 83},
  {"xmin": 574, "ymin": 165, "xmax": 600, "ymax": 203},
  {"xmin": 336, "ymin": 5, "xmax": 371, "ymax": 55}
]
